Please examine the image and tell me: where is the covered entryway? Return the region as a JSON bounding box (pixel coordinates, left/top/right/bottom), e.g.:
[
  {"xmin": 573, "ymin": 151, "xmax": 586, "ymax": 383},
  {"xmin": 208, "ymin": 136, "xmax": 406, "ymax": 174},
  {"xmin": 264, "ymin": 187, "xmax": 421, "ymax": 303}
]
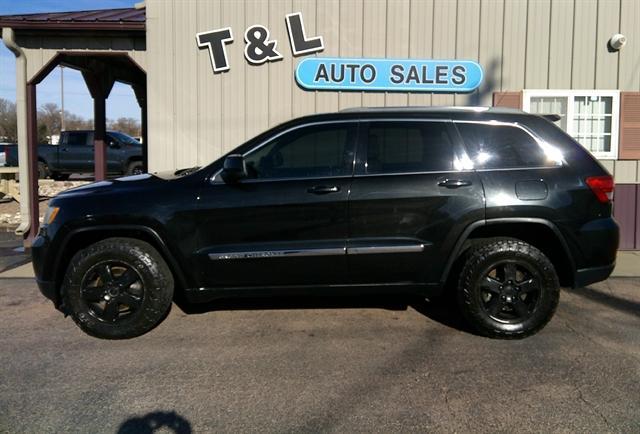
[{"xmin": 0, "ymin": 7, "xmax": 147, "ymax": 246}]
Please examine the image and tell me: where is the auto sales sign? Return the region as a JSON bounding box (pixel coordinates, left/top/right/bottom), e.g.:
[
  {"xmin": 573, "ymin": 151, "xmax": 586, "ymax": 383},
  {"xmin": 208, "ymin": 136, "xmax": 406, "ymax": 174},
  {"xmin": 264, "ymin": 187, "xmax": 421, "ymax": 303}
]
[{"xmin": 295, "ymin": 58, "xmax": 483, "ymax": 93}]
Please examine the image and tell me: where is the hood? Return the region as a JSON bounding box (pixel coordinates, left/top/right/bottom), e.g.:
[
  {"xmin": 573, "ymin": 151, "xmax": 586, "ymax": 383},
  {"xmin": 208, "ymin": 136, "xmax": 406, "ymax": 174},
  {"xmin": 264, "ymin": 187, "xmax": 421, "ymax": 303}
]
[{"xmin": 55, "ymin": 167, "xmax": 204, "ymax": 198}]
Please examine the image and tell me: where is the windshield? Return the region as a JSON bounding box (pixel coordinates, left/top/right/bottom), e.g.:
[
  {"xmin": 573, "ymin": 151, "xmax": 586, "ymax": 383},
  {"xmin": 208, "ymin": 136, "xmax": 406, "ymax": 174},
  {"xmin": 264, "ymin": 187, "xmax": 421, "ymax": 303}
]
[{"xmin": 109, "ymin": 131, "xmax": 141, "ymax": 145}]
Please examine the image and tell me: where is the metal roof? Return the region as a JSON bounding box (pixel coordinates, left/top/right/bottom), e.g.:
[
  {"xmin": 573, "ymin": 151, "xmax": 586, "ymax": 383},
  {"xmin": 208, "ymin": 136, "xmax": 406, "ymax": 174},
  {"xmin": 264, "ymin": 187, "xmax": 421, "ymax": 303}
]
[{"xmin": 0, "ymin": 7, "xmax": 145, "ymax": 31}]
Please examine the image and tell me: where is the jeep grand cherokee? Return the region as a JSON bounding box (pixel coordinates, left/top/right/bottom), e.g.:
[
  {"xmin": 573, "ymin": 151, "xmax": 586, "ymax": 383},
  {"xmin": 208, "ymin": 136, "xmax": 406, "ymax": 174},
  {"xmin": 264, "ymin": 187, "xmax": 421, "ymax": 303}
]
[{"xmin": 32, "ymin": 107, "xmax": 619, "ymax": 339}]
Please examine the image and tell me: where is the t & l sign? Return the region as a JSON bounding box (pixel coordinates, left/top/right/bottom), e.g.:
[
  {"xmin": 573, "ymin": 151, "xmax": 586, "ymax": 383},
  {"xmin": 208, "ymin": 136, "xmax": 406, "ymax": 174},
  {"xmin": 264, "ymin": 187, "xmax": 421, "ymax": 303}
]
[{"xmin": 196, "ymin": 12, "xmax": 324, "ymax": 72}]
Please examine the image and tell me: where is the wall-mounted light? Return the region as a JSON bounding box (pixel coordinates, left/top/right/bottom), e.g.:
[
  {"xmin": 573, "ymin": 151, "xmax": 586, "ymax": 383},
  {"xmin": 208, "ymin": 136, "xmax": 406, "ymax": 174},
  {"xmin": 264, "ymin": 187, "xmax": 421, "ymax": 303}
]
[{"xmin": 608, "ymin": 34, "xmax": 627, "ymax": 52}]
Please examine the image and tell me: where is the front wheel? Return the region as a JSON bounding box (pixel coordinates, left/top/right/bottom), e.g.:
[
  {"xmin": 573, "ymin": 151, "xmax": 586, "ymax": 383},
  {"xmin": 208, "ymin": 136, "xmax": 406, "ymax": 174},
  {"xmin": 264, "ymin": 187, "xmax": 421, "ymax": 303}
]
[
  {"xmin": 457, "ymin": 238, "xmax": 559, "ymax": 339},
  {"xmin": 38, "ymin": 161, "xmax": 50, "ymax": 179},
  {"xmin": 62, "ymin": 238, "xmax": 174, "ymax": 339}
]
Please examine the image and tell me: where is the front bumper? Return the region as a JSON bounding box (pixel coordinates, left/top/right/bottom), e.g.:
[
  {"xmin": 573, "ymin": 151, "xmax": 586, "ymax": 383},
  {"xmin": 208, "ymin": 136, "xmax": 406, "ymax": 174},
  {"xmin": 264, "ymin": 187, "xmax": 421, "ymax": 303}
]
[
  {"xmin": 31, "ymin": 231, "xmax": 61, "ymax": 308},
  {"xmin": 36, "ymin": 278, "xmax": 58, "ymax": 304}
]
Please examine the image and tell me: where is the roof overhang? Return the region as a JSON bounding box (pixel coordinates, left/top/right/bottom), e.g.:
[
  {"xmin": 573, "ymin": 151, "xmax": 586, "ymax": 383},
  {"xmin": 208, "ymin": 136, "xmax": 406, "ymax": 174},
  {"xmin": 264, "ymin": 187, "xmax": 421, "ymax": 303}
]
[{"xmin": 0, "ymin": 8, "xmax": 145, "ymax": 32}]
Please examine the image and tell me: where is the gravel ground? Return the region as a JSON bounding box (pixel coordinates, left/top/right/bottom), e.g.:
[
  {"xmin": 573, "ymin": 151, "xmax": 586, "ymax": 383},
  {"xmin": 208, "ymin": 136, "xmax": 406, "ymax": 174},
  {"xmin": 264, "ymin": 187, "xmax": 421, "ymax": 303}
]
[
  {"xmin": 0, "ymin": 180, "xmax": 89, "ymax": 228},
  {"xmin": 1, "ymin": 276, "xmax": 639, "ymax": 433}
]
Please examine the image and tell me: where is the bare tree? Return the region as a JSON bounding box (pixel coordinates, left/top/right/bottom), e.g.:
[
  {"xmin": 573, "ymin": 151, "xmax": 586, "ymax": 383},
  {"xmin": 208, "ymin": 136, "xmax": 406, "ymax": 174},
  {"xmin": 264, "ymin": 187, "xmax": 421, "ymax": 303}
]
[
  {"xmin": 0, "ymin": 98, "xmax": 18, "ymax": 142},
  {"xmin": 108, "ymin": 117, "xmax": 141, "ymax": 137},
  {"xmin": 38, "ymin": 102, "xmax": 62, "ymax": 140}
]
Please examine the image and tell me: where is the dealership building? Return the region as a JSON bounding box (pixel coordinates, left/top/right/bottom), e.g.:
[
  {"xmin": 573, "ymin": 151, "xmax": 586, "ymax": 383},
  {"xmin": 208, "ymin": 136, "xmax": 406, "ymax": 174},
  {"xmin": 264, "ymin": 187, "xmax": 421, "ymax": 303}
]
[{"xmin": 1, "ymin": 0, "xmax": 639, "ymax": 249}]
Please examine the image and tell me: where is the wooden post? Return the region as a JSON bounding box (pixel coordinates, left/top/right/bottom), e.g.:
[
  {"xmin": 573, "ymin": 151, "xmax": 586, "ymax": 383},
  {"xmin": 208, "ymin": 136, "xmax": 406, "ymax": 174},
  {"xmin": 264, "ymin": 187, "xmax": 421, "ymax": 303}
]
[
  {"xmin": 133, "ymin": 84, "xmax": 147, "ymax": 172},
  {"xmin": 82, "ymin": 70, "xmax": 114, "ymax": 182},
  {"xmin": 93, "ymin": 95, "xmax": 107, "ymax": 181},
  {"xmin": 25, "ymin": 83, "xmax": 39, "ymax": 246}
]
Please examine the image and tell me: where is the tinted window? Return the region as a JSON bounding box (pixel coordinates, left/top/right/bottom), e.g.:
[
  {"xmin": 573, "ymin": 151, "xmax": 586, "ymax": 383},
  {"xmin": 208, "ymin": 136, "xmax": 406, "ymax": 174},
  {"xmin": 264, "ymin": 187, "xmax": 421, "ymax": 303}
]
[
  {"xmin": 365, "ymin": 121, "xmax": 454, "ymax": 174},
  {"xmin": 110, "ymin": 132, "xmax": 140, "ymax": 145},
  {"xmin": 66, "ymin": 132, "xmax": 87, "ymax": 146},
  {"xmin": 244, "ymin": 123, "xmax": 356, "ymax": 179},
  {"xmin": 456, "ymin": 123, "xmax": 555, "ymax": 169}
]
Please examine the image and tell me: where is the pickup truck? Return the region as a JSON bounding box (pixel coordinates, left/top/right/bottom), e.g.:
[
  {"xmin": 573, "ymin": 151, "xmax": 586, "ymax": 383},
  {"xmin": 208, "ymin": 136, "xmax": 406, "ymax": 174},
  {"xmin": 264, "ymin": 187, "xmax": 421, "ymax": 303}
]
[{"xmin": 5, "ymin": 130, "xmax": 143, "ymax": 180}]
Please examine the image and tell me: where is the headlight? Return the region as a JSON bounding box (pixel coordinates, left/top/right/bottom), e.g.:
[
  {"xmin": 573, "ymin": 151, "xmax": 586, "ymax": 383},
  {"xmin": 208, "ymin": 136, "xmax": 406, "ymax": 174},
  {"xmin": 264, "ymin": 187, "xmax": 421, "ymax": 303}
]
[{"xmin": 43, "ymin": 206, "xmax": 60, "ymax": 225}]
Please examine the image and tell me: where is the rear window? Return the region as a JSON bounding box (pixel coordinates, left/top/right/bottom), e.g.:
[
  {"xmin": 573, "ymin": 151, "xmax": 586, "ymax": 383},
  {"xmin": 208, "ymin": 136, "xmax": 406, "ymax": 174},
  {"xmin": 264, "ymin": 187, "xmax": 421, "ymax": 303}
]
[
  {"xmin": 456, "ymin": 122, "xmax": 558, "ymax": 169},
  {"xmin": 366, "ymin": 121, "xmax": 454, "ymax": 174},
  {"xmin": 65, "ymin": 132, "xmax": 87, "ymax": 146}
]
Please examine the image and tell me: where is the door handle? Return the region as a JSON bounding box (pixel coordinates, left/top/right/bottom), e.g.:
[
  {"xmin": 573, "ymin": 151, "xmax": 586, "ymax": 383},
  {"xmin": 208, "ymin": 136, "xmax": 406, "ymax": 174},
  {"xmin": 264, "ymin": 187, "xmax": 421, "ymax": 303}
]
[
  {"xmin": 438, "ymin": 178, "xmax": 472, "ymax": 188},
  {"xmin": 307, "ymin": 185, "xmax": 340, "ymax": 194}
]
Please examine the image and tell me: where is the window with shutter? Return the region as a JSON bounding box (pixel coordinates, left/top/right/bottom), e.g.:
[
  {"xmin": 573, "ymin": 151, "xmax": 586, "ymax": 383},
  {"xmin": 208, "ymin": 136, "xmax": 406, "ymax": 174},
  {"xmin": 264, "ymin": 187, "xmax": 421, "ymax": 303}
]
[
  {"xmin": 522, "ymin": 90, "xmax": 620, "ymax": 159},
  {"xmin": 619, "ymin": 92, "xmax": 640, "ymax": 160}
]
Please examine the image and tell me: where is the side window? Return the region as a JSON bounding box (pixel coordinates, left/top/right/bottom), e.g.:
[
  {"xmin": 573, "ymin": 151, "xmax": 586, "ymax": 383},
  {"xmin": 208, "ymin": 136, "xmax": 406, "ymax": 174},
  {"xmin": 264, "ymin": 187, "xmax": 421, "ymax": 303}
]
[
  {"xmin": 65, "ymin": 132, "xmax": 88, "ymax": 146},
  {"xmin": 365, "ymin": 121, "xmax": 454, "ymax": 174},
  {"xmin": 244, "ymin": 123, "xmax": 356, "ymax": 179},
  {"xmin": 456, "ymin": 123, "xmax": 557, "ymax": 169}
]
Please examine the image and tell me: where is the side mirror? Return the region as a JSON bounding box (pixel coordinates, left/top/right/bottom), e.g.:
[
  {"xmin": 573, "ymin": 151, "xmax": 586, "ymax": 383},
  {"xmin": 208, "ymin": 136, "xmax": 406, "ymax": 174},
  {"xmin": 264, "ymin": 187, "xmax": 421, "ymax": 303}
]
[{"xmin": 221, "ymin": 154, "xmax": 247, "ymax": 183}]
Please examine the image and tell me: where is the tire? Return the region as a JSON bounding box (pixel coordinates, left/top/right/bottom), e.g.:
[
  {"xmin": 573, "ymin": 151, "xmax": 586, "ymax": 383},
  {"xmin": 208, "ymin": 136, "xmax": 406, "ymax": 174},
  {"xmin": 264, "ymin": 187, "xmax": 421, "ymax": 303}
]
[
  {"xmin": 61, "ymin": 237, "xmax": 174, "ymax": 339},
  {"xmin": 51, "ymin": 172, "xmax": 70, "ymax": 181},
  {"xmin": 37, "ymin": 161, "xmax": 50, "ymax": 179},
  {"xmin": 126, "ymin": 161, "xmax": 144, "ymax": 176},
  {"xmin": 457, "ymin": 238, "xmax": 559, "ymax": 339}
]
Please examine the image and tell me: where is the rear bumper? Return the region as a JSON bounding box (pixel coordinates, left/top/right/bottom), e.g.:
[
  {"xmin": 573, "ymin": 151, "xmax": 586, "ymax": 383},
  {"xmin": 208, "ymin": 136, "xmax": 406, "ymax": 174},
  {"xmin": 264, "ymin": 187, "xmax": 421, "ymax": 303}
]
[{"xmin": 574, "ymin": 263, "xmax": 615, "ymax": 288}]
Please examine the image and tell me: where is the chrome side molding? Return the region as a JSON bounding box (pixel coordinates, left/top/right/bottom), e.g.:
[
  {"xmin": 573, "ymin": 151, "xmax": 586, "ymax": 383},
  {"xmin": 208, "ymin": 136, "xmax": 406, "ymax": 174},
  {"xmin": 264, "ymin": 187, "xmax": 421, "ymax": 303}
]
[
  {"xmin": 208, "ymin": 244, "xmax": 425, "ymax": 260},
  {"xmin": 209, "ymin": 247, "xmax": 346, "ymax": 260}
]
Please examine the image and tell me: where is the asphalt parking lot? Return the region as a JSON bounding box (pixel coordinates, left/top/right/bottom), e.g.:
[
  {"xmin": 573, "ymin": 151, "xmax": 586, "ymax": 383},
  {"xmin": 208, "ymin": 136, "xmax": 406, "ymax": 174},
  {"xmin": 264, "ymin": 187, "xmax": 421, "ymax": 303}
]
[{"xmin": 1, "ymin": 273, "xmax": 639, "ymax": 433}]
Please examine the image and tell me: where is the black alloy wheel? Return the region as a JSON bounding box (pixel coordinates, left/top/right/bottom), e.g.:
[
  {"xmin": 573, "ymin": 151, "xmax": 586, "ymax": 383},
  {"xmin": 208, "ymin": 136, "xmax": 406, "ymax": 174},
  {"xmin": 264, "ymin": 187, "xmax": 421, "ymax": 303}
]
[
  {"xmin": 477, "ymin": 261, "xmax": 541, "ymax": 323},
  {"xmin": 80, "ymin": 261, "xmax": 144, "ymax": 323},
  {"xmin": 457, "ymin": 238, "xmax": 560, "ymax": 339}
]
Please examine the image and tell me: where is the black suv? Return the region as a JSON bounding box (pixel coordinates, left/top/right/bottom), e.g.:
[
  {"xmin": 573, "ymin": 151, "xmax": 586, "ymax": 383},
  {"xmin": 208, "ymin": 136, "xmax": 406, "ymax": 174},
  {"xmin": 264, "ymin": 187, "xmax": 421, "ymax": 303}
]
[{"xmin": 32, "ymin": 107, "xmax": 619, "ymax": 339}]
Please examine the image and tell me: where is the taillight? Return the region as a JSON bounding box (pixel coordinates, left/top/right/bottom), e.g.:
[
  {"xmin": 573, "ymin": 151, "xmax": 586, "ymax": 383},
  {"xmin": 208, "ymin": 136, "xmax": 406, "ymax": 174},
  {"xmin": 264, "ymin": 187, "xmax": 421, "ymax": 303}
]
[{"xmin": 585, "ymin": 175, "xmax": 614, "ymax": 203}]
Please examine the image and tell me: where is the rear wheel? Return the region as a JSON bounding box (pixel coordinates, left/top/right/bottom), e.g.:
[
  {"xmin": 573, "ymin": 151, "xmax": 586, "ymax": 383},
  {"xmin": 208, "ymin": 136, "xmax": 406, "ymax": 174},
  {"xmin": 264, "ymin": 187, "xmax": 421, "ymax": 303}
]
[
  {"xmin": 62, "ymin": 238, "xmax": 174, "ymax": 339},
  {"xmin": 457, "ymin": 238, "xmax": 559, "ymax": 339},
  {"xmin": 51, "ymin": 172, "xmax": 70, "ymax": 181},
  {"xmin": 126, "ymin": 161, "xmax": 144, "ymax": 176}
]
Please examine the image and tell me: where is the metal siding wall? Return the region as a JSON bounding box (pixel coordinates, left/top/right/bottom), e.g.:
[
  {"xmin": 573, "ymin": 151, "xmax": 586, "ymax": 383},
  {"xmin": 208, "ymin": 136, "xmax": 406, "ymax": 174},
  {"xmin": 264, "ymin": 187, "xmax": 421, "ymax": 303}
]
[
  {"xmin": 524, "ymin": 0, "xmax": 550, "ymax": 89},
  {"xmin": 148, "ymin": 0, "xmax": 176, "ymax": 170},
  {"xmin": 431, "ymin": 0, "xmax": 456, "ymax": 107},
  {"xmin": 407, "ymin": 0, "xmax": 433, "ymax": 107},
  {"xmin": 315, "ymin": 0, "xmax": 340, "ymax": 113},
  {"xmin": 175, "ymin": 1, "xmax": 199, "ymax": 168},
  {"xmin": 501, "ymin": 0, "xmax": 525, "ymax": 91},
  {"xmin": 245, "ymin": 0, "xmax": 271, "ymax": 140},
  {"xmin": 547, "ymin": 0, "xmax": 573, "ymax": 89},
  {"xmin": 196, "ymin": 0, "xmax": 223, "ymax": 165},
  {"xmin": 619, "ymin": 0, "xmax": 640, "ymax": 91},
  {"xmin": 338, "ymin": 0, "xmax": 363, "ymax": 110},
  {"xmin": 361, "ymin": 0, "xmax": 387, "ymax": 107},
  {"xmin": 145, "ymin": 0, "xmax": 640, "ymax": 171},
  {"xmin": 477, "ymin": 0, "xmax": 504, "ymax": 106},
  {"xmin": 384, "ymin": 0, "xmax": 410, "ymax": 107},
  {"xmin": 221, "ymin": 0, "xmax": 247, "ymax": 153},
  {"xmin": 454, "ymin": 0, "xmax": 480, "ymax": 106},
  {"xmin": 595, "ymin": 0, "xmax": 620, "ymax": 89},
  {"xmin": 291, "ymin": 0, "xmax": 318, "ymax": 117},
  {"xmin": 571, "ymin": 0, "xmax": 597, "ymax": 89},
  {"xmin": 268, "ymin": 0, "xmax": 293, "ymax": 127}
]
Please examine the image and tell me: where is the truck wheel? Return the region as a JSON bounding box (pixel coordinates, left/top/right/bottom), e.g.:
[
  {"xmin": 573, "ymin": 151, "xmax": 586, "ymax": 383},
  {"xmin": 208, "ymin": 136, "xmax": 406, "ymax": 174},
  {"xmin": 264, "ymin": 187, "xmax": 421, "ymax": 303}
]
[
  {"xmin": 61, "ymin": 238, "xmax": 174, "ymax": 339},
  {"xmin": 38, "ymin": 161, "xmax": 50, "ymax": 179},
  {"xmin": 457, "ymin": 238, "xmax": 559, "ymax": 339},
  {"xmin": 51, "ymin": 172, "xmax": 70, "ymax": 181},
  {"xmin": 126, "ymin": 161, "xmax": 144, "ymax": 176}
]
